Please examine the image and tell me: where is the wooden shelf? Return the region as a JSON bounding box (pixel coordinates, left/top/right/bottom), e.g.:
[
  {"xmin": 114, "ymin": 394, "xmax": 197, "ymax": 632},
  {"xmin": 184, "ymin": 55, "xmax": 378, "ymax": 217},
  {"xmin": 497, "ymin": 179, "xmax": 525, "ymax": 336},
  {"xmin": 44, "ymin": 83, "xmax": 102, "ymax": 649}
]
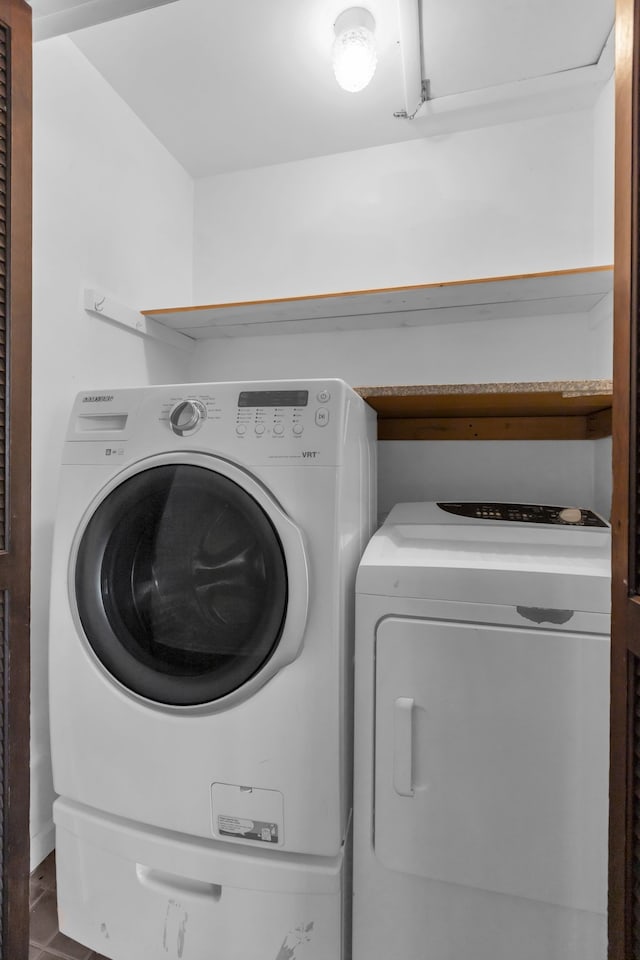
[
  {"xmin": 142, "ymin": 265, "xmax": 613, "ymax": 339},
  {"xmin": 139, "ymin": 268, "xmax": 614, "ymax": 443},
  {"xmin": 355, "ymin": 380, "xmax": 613, "ymax": 441}
]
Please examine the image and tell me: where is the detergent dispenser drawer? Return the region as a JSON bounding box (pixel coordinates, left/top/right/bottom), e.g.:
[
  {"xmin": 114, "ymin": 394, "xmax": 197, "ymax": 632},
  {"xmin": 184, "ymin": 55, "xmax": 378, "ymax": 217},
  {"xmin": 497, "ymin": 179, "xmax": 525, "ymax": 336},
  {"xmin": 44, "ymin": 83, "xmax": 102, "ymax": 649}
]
[{"xmin": 373, "ymin": 616, "xmax": 609, "ymax": 913}]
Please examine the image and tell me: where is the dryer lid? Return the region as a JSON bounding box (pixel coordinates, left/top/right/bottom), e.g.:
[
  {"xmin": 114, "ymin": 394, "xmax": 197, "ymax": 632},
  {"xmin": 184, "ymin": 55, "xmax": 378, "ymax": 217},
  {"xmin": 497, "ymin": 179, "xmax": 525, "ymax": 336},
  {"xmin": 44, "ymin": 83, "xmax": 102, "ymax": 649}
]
[{"xmin": 356, "ymin": 501, "xmax": 611, "ymax": 615}]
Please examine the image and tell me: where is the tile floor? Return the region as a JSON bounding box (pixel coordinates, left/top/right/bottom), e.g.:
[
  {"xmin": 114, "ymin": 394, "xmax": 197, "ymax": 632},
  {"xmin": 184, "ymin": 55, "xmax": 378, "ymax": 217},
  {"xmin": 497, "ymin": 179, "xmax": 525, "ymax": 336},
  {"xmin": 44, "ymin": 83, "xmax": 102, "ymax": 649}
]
[{"xmin": 30, "ymin": 852, "xmax": 109, "ymax": 960}]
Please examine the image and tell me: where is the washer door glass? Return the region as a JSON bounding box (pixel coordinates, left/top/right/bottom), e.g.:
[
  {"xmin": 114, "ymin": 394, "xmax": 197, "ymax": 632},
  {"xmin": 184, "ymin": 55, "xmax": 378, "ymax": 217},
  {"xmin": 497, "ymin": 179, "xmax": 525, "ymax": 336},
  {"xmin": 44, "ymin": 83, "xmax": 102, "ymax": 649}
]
[{"xmin": 75, "ymin": 464, "xmax": 288, "ymax": 706}]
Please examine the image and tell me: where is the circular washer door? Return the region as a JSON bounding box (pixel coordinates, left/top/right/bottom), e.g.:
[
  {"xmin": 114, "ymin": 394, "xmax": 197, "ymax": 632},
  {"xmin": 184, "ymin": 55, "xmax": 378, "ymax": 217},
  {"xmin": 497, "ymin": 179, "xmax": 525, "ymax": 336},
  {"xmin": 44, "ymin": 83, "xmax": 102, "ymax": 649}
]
[{"xmin": 73, "ymin": 458, "xmax": 306, "ymax": 708}]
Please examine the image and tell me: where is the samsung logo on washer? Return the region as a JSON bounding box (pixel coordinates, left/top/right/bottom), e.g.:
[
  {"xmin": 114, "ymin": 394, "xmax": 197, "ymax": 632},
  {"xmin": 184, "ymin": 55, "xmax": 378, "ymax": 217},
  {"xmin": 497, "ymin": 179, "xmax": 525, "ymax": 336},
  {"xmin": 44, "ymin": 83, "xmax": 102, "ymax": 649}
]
[{"xmin": 82, "ymin": 394, "xmax": 114, "ymax": 403}]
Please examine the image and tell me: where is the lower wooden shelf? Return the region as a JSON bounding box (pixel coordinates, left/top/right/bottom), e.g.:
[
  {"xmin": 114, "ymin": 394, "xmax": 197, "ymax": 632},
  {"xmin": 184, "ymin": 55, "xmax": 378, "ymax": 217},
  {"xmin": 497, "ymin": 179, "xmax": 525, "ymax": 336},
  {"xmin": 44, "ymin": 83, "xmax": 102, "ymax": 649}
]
[{"xmin": 355, "ymin": 380, "xmax": 613, "ymax": 441}]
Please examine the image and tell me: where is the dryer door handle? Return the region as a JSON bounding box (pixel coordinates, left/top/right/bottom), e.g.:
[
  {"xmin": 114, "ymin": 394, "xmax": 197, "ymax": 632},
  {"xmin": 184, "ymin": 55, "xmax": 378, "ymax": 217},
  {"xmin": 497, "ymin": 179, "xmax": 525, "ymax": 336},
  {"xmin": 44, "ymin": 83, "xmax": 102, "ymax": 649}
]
[{"xmin": 393, "ymin": 697, "xmax": 415, "ymax": 797}]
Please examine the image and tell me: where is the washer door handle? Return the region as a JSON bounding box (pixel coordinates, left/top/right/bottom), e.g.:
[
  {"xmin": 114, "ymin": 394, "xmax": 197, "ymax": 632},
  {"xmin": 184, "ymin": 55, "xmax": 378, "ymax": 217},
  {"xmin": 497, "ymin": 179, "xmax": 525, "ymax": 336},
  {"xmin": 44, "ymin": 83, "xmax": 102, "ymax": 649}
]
[{"xmin": 393, "ymin": 697, "xmax": 415, "ymax": 797}]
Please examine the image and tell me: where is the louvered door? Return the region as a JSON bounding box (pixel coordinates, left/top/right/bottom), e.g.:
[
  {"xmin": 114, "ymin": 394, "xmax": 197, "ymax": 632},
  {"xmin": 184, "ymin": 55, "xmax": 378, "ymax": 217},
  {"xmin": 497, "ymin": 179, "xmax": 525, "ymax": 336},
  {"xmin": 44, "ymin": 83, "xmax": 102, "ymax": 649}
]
[
  {"xmin": 610, "ymin": 0, "xmax": 640, "ymax": 955},
  {"xmin": 0, "ymin": 1, "xmax": 31, "ymax": 958}
]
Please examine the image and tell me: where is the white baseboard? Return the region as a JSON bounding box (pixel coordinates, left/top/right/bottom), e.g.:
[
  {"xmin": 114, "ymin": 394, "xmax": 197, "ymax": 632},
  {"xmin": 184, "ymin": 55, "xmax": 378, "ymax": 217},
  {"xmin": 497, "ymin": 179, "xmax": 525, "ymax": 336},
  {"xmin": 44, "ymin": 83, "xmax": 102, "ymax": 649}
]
[{"xmin": 30, "ymin": 821, "xmax": 55, "ymax": 872}]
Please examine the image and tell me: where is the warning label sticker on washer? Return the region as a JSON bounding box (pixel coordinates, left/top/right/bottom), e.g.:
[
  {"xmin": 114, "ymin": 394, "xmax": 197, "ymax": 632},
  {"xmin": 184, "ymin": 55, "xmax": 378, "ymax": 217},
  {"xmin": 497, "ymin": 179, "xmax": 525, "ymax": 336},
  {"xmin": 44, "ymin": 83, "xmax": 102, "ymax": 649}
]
[{"xmin": 218, "ymin": 816, "xmax": 279, "ymax": 843}]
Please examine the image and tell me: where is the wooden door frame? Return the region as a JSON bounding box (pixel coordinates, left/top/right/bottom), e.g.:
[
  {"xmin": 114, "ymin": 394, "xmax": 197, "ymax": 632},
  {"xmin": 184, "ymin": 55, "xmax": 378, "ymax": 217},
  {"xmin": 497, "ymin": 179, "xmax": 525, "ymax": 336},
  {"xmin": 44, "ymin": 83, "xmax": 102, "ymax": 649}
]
[
  {"xmin": 610, "ymin": 0, "xmax": 640, "ymax": 954},
  {"xmin": 2, "ymin": 0, "xmax": 31, "ymax": 956},
  {"xmin": 1, "ymin": 0, "xmax": 638, "ymax": 955}
]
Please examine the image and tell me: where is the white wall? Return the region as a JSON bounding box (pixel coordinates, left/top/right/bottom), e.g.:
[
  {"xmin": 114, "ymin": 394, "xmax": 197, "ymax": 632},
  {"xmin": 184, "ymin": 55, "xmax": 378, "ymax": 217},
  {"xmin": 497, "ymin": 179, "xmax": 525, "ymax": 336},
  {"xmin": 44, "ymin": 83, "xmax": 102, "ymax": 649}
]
[
  {"xmin": 31, "ymin": 36, "xmax": 193, "ymax": 868},
  {"xmin": 188, "ymin": 105, "xmax": 611, "ymax": 520},
  {"xmin": 184, "ymin": 311, "xmax": 599, "ymax": 386},
  {"xmin": 593, "ymin": 73, "xmax": 615, "ymax": 267},
  {"xmin": 376, "ymin": 441, "xmax": 598, "ymax": 520},
  {"xmin": 591, "ymin": 74, "xmax": 615, "ymax": 519},
  {"xmin": 194, "ymin": 109, "xmax": 595, "ymax": 304}
]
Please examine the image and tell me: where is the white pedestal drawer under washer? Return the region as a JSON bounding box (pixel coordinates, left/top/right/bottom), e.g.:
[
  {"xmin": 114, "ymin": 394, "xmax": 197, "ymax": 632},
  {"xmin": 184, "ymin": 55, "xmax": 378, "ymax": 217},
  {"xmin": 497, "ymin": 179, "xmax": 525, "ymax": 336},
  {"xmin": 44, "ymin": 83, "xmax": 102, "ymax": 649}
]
[{"xmin": 49, "ymin": 378, "xmax": 377, "ymax": 960}]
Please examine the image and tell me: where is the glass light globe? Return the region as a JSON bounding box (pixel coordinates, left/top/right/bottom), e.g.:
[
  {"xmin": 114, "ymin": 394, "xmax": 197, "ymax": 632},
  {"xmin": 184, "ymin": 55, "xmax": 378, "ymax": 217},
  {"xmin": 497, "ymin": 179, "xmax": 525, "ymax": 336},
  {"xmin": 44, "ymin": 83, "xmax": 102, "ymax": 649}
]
[{"xmin": 332, "ymin": 10, "xmax": 377, "ymax": 93}]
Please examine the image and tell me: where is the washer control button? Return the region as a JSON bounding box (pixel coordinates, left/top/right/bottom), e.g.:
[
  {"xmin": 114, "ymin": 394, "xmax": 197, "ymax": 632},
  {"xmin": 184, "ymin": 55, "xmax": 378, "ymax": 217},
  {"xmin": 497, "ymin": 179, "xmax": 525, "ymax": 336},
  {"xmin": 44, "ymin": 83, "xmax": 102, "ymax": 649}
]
[
  {"xmin": 292, "ymin": 423, "xmax": 304, "ymax": 436},
  {"xmin": 317, "ymin": 389, "xmax": 331, "ymax": 403},
  {"xmin": 255, "ymin": 423, "xmax": 265, "ymax": 436},
  {"xmin": 559, "ymin": 507, "xmax": 583, "ymax": 524},
  {"xmin": 235, "ymin": 424, "xmax": 247, "ymax": 436},
  {"xmin": 273, "ymin": 423, "xmax": 284, "ymax": 435},
  {"xmin": 315, "ymin": 408, "xmax": 330, "ymax": 427},
  {"xmin": 169, "ymin": 399, "xmax": 207, "ymax": 436}
]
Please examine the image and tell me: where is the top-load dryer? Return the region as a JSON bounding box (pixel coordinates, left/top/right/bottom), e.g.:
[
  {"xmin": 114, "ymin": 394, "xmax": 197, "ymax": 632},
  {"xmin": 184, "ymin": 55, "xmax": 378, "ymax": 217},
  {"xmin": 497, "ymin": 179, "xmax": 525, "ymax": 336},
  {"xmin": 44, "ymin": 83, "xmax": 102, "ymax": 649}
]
[
  {"xmin": 353, "ymin": 501, "xmax": 610, "ymax": 960},
  {"xmin": 50, "ymin": 378, "xmax": 376, "ymax": 855}
]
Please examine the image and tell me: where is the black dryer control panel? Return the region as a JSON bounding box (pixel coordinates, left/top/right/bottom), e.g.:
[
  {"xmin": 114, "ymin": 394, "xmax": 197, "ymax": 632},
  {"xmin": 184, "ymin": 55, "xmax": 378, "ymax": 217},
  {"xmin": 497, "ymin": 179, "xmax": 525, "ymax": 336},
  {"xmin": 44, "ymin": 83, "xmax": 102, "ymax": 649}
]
[{"xmin": 437, "ymin": 502, "xmax": 608, "ymax": 527}]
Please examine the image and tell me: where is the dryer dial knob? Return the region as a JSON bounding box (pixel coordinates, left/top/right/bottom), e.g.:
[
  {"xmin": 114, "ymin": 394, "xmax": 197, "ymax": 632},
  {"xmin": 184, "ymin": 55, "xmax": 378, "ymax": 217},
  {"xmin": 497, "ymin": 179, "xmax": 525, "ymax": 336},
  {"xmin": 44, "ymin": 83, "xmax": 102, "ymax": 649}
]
[
  {"xmin": 559, "ymin": 507, "xmax": 583, "ymax": 524},
  {"xmin": 169, "ymin": 399, "xmax": 207, "ymax": 436}
]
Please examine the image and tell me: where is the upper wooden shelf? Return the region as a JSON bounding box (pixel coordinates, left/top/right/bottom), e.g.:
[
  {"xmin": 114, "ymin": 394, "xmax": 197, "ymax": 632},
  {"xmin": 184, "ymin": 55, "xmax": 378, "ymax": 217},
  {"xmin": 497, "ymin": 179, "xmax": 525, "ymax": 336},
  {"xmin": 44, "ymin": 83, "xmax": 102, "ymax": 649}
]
[
  {"xmin": 142, "ymin": 265, "xmax": 613, "ymax": 339},
  {"xmin": 356, "ymin": 380, "xmax": 613, "ymax": 441}
]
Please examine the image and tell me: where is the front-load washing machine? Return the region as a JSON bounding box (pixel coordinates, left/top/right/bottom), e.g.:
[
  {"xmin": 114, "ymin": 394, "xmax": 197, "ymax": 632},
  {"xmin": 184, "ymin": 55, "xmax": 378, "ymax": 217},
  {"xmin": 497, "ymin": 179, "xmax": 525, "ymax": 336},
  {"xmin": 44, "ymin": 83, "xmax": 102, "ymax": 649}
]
[
  {"xmin": 353, "ymin": 501, "xmax": 610, "ymax": 960},
  {"xmin": 49, "ymin": 378, "xmax": 376, "ymax": 960}
]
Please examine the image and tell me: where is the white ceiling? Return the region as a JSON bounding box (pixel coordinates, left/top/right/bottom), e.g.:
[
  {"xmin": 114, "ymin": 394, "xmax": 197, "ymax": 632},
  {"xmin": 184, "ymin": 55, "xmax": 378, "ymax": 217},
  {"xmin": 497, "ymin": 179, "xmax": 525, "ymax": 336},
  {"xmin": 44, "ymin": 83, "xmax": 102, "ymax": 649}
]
[{"xmin": 56, "ymin": 0, "xmax": 615, "ymax": 178}]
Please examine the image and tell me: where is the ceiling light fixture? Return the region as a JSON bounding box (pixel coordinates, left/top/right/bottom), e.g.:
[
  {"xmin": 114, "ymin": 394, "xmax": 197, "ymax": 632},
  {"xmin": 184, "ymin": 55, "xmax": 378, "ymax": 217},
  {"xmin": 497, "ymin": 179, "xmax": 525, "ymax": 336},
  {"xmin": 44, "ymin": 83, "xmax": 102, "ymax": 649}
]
[{"xmin": 332, "ymin": 7, "xmax": 377, "ymax": 93}]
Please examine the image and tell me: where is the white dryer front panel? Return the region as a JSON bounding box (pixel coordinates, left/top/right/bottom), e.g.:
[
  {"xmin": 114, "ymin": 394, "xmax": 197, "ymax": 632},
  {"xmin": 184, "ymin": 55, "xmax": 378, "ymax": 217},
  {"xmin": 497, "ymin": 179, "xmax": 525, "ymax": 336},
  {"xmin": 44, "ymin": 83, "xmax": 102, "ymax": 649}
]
[{"xmin": 374, "ymin": 615, "xmax": 609, "ymax": 914}]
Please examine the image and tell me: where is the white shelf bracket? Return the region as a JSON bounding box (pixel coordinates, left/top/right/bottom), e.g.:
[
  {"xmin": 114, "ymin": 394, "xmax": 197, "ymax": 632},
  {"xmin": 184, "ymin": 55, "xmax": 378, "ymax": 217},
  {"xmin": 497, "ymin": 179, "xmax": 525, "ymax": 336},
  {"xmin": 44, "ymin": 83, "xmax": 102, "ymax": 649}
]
[
  {"xmin": 394, "ymin": 0, "xmax": 428, "ymax": 120},
  {"xmin": 33, "ymin": 1, "xmax": 182, "ymax": 43},
  {"xmin": 84, "ymin": 289, "xmax": 194, "ymax": 351}
]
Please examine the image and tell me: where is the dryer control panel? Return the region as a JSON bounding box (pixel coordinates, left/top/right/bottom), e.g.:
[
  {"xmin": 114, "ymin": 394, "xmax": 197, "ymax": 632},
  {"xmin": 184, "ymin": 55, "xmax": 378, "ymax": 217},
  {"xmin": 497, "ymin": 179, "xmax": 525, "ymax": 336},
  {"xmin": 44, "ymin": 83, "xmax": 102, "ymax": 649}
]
[{"xmin": 437, "ymin": 501, "xmax": 608, "ymax": 527}]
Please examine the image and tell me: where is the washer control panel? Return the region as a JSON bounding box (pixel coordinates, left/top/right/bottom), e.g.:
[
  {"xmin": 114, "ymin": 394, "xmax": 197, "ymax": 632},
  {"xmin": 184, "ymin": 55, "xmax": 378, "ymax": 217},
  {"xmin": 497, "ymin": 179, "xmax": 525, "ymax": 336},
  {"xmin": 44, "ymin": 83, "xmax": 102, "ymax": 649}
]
[
  {"xmin": 156, "ymin": 383, "xmax": 342, "ymax": 462},
  {"xmin": 234, "ymin": 388, "xmax": 333, "ymax": 440},
  {"xmin": 437, "ymin": 501, "xmax": 608, "ymax": 527},
  {"xmin": 66, "ymin": 381, "xmax": 353, "ymax": 466}
]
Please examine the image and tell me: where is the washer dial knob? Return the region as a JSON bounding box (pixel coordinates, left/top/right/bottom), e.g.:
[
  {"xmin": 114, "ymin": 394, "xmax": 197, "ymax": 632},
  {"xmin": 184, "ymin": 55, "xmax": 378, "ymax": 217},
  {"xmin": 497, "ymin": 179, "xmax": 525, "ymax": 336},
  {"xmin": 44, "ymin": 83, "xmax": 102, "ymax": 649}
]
[{"xmin": 169, "ymin": 399, "xmax": 207, "ymax": 436}]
